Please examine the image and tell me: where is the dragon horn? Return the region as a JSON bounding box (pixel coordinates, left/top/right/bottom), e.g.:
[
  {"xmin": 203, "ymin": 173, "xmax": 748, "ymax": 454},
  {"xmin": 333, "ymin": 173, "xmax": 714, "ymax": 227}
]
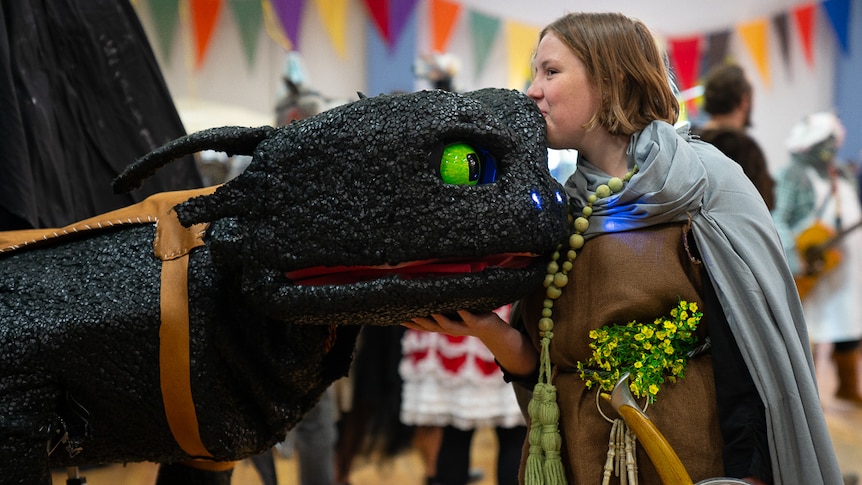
[{"xmin": 112, "ymin": 126, "xmax": 274, "ymax": 194}]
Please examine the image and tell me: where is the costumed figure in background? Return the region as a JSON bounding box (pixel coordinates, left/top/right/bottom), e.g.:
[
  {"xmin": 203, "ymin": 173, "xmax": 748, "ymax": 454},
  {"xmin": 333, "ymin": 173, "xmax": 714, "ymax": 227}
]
[
  {"xmin": 415, "ymin": 53, "xmax": 461, "ymax": 92},
  {"xmin": 405, "ymin": 12, "xmax": 842, "ymax": 485},
  {"xmin": 772, "ymin": 112, "xmax": 862, "ymax": 405}
]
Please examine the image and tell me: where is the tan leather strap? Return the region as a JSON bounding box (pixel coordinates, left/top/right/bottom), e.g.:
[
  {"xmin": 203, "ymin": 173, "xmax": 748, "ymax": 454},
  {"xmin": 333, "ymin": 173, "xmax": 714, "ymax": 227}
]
[
  {"xmin": 0, "ymin": 186, "xmax": 219, "ymax": 253},
  {"xmin": 153, "ymin": 192, "xmax": 234, "ymax": 469},
  {"xmin": 180, "ymin": 459, "xmax": 239, "ymax": 472},
  {"xmin": 160, "ymin": 254, "xmax": 212, "ymax": 458}
]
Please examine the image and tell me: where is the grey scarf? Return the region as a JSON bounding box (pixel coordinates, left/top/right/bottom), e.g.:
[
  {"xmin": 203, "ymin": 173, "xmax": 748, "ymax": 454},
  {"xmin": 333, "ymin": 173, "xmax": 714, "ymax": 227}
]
[{"xmin": 565, "ymin": 121, "xmax": 842, "ymax": 484}]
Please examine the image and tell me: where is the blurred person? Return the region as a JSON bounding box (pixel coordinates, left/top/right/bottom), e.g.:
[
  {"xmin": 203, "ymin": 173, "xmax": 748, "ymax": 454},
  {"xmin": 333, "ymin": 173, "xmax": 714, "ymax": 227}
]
[
  {"xmin": 400, "ymin": 305, "xmax": 526, "ymax": 485},
  {"xmin": 772, "ymin": 112, "xmax": 862, "ymax": 405},
  {"xmin": 694, "ymin": 63, "xmax": 774, "ymax": 209}
]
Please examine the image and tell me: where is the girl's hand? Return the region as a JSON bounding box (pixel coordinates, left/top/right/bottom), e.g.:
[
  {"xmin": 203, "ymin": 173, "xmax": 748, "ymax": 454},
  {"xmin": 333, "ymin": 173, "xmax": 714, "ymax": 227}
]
[
  {"xmin": 402, "ymin": 310, "xmax": 504, "ymax": 340},
  {"xmin": 403, "ymin": 309, "xmax": 539, "ymax": 377}
]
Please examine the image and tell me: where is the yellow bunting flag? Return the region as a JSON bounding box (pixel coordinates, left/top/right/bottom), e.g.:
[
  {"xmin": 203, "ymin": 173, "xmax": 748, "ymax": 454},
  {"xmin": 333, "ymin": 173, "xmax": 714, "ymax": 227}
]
[
  {"xmin": 505, "ymin": 20, "xmax": 539, "ymax": 91},
  {"xmin": 313, "ymin": 0, "xmax": 349, "ymax": 58},
  {"xmin": 737, "ymin": 18, "xmax": 771, "ymax": 88}
]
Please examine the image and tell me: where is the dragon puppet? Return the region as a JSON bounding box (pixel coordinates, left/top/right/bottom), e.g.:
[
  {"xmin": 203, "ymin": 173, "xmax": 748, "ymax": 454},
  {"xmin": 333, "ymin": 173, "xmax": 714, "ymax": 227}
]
[{"xmin": 0, "ymin": 88, "xmax": 568, "ymax": 484}]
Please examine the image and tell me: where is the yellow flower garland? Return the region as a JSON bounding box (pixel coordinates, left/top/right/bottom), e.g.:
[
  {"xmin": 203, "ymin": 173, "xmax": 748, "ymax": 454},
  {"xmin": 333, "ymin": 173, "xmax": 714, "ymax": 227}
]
[{"xmin": 576, "ymin": 300, "xmax": 703, "ymax": 404}]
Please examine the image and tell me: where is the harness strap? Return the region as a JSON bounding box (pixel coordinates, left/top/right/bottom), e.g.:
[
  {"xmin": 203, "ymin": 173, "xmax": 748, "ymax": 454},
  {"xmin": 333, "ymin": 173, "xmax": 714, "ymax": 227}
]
[{"xmin": 154, "ymin": 194, "xmax": 236, "ymax": 470}]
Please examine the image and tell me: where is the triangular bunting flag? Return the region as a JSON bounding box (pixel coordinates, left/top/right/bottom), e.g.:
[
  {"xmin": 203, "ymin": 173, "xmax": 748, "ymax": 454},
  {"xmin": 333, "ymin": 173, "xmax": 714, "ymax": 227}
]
[
  {"xmin": 431, "ymin": 0, "xmax": 462, "ymax": 53},
  {"xmin": 362, "ymin": 0, "xmax": 390, "ymax": 46},
  {"xmin": 313, "ymin": 0, "xmax": 349, "ymax": 58},
  {"xmin": 505, "ymin": 20, "xmax": 539, "ymax": 90},
  {"xmin": 668, "ymin": 36, "xmax": 702, "ymax": 90},
  {"xmin": 228, "ymin": 0, "xmax": 264, "ymax": 68},
  {"xmin": 668, "ymin": 36, "xmax": 702, "ymax": 117},
  {"xmin": 145, "ymin": 0, "xmax": 181, "ymax": 62},
  {"xmin": 389, "ymin": 0, "xmax": 420, "ymax": 50},
  {"xmin": 737, "ymin": 18, "xmax": 771, "ymax": 87},
  {"xmin": 262, "ymin": 0, "xmax": 293, "ymax": 50},
  {"xmin": 822, "ymin": 0, "xmax": 851, "ymax": 54},
  {"xmin": 772, "ymin": 12, "xmax": 792, "ymax": 76},
  {"xmin": 701, "ymin": 30, "xmax": 731, "ymax": 77},
  {"xmin": 190, "ymin": 0, "xmax": 223, "ymax": 69},
  {"xmin": 793, "ymin": 3, "xmax": 817, "ymax": 67},
  {"xmin": 270, "ymin": 0, "xmax": 306, "ymax": 50},
  {"xmin": 470, "ymin": 10, "xmax": 501, "ymax": 78}
]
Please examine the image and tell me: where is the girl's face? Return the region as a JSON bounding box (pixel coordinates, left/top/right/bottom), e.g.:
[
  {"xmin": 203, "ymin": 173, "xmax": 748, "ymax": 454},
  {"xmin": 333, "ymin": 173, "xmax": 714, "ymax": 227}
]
[{"xmin": 527, "ymin": 33, "xmax": 600, "ymax": 151}]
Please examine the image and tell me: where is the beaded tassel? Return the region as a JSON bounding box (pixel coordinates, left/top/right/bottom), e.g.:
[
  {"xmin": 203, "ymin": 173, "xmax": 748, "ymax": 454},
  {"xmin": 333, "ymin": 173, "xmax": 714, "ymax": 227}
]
[
  {"xmin": 525, "ymin": 332, "xmax": 566, "ymax": 485},
  {"xmin": 525, "ymin": 395, "xmax": 545, "ymax": 485},
  {"xmin": 525, "ymin": 166, "xmax": 637, "ymax": 485}
]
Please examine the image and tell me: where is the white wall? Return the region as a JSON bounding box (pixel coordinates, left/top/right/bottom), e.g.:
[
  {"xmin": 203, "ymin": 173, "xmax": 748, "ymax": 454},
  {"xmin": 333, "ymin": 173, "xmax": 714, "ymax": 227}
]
[{"xmin": 135, "ymin": 2, "xmax": 839, "ymax": 174}]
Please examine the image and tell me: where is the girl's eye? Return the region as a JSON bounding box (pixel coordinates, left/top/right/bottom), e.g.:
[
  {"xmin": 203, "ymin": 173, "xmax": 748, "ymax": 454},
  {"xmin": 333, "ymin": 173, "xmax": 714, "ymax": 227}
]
[{"xmin": 436, "ymin": 142, "xmax": 498, "ymax": 186}]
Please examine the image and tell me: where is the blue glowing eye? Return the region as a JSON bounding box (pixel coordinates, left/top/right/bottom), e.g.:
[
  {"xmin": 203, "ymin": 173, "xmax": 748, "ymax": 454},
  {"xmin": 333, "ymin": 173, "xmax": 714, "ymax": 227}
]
[{"xmin": 531, "ymin": 191, "xmax": 543, "ymax": 210}]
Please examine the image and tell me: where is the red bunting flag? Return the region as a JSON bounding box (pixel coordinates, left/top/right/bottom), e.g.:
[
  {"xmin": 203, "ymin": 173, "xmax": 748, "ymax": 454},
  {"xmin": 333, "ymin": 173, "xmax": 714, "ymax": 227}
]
[
  {"xmin": 362, "ymin": 0, "xmax": 390, "ymax": 45},
  {"xmin": 668, "ymin": 36, "xmax": 703, "ymax": 116},
  {"xmin": 793, "ymin": 3, "xmax": 816, "ymax": 67}
]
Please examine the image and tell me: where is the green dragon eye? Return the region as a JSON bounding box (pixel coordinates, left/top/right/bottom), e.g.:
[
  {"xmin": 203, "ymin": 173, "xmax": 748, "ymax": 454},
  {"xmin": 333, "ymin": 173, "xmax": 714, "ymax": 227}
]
[{"xmin": 439, "ymin": 142, "xmax": 481, "ymax": 185}]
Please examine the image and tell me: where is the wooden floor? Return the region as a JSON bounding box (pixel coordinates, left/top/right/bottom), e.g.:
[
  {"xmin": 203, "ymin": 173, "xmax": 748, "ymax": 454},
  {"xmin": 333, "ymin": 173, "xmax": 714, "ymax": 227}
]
[{"xmin": 53, "ymin": 346, "xmax": 862, "ymax": 484}]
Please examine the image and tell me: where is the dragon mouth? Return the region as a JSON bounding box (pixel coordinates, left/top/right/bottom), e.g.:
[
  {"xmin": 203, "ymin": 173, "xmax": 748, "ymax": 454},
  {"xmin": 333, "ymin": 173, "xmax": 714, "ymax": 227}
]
[{"xmin": 286, "ymin": 253, "xmax": 538, "ymax": 286}]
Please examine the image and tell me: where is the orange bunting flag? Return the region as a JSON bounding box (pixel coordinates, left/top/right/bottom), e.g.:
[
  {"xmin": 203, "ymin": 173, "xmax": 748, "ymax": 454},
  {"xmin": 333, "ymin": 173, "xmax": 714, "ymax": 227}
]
[
  {"xmin": 431, "ymin": 0, "xmax": 461, "ymax": 53},
  {"xmin": 737, "ymin": 18, "xmax": 771, "ymax": 88},
  {"xmin": 190, "ymin": 0, "xmax": 223, "ymax": 69},
  {"xmin": 793, "ymin": 3, "xmax": 816, "ymax": 67}
]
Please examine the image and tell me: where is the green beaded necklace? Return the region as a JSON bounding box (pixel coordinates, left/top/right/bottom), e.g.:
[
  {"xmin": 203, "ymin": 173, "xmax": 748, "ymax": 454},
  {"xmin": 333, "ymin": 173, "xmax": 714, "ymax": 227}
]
[{"xmin": 523, "ymin": 164, "xmax": 638, "ymax": 485}]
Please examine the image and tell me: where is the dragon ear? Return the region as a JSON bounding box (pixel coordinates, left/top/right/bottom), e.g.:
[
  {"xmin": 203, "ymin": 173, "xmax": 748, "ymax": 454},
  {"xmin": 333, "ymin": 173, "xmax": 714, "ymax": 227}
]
[
  {"xmin": 113, "ymin": 126, "xmax": 274, "ymax": 194},
  {"xmin": 356, "ymin": 92, "xmax": 367, "ymax": 100}
]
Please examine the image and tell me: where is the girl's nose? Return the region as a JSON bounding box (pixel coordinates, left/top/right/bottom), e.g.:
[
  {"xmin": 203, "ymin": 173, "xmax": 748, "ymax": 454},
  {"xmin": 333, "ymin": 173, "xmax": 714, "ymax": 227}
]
[{"xmin": 526, "ymin": 81, "xmax": 540, "ymax": 100}]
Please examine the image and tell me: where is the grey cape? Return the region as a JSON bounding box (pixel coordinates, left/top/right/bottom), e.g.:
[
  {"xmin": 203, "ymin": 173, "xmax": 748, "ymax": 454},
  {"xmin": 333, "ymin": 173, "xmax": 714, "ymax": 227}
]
[{"xmin": 565, "ymin": 120, "xmax": 843, "ymax": 484}]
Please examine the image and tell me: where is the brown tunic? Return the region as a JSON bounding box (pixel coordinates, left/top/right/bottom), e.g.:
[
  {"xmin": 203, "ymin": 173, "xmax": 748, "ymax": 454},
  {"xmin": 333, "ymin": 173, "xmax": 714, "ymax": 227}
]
[{"xmin": 519, "ymin": 223, "xmax": 724, "ymax": 484}]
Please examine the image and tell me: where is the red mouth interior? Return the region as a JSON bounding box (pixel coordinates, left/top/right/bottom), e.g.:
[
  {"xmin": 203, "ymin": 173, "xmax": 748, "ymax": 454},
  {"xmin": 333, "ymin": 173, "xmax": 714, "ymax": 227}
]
[{"xmin": 286, "ymin": 253, "xmax": 537, "ymax": 286}]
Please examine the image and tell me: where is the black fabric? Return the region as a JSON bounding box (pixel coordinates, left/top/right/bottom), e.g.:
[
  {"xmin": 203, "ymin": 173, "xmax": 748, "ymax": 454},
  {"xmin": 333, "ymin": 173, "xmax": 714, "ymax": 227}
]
[
  {"xmin": 834, "ymin": 340, "xmax": 861, "ymax": 353},
  {"xmin": 0, "ymin": 0, "xmax": 201, "ymax": 230},
  {"xmin": 706, "ymin": 273, "xmax": 773, "ymax": 484},
  {"xmin": 694, "ymin": 126, "xmax": 774, "ymax": 210},
  {"xmin": 433, "ymin": 425, "xmax": 525, "ymax": 485}
]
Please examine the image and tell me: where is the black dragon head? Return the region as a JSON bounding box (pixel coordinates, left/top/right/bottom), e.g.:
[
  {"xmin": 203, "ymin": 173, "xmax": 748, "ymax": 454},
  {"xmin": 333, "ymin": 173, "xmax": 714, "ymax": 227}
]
[{"xmin": 114, "ymin": 88, "xmax": 569, "ymax": 325}]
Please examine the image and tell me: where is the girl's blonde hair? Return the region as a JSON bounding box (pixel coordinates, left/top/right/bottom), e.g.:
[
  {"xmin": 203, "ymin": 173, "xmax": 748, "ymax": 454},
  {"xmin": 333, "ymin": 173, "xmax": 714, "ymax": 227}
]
[{"xmin": 540, "ymin": 12, "xmax": 679, "ymax": 135}]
